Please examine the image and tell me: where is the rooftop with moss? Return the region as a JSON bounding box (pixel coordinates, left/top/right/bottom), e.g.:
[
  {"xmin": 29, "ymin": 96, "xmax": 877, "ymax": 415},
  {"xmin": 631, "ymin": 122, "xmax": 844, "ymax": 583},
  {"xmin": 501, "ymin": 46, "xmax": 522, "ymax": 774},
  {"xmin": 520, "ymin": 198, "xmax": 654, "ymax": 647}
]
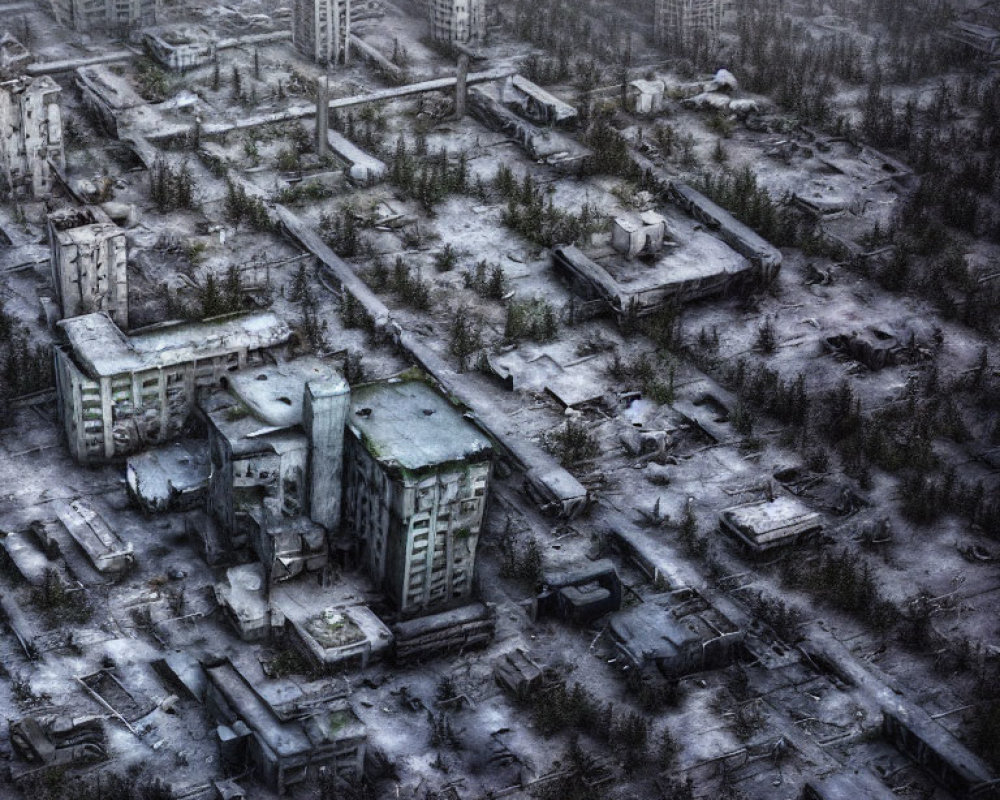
[{"xmin": 347, "ymin": 379, "xmax": 492, "ymax": 473}]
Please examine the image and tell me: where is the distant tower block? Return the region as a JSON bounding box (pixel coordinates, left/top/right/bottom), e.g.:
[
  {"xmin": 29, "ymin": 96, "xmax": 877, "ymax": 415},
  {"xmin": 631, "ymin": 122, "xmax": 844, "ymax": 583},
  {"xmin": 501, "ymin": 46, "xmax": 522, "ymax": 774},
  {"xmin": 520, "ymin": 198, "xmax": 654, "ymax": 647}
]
[
  {"xmin": 49, "ymin": 0, "xmax": 158, "ymax": 34},
  {"xmin": 0, "ymin": 76, "xmax": 64, "ymax": 198},
  {"xmin": 48, "ymin": 207, "xmax": 129, "ymax": 328},
  {"xmin": 293, "ymin": 0, "xmax": 351, "ymax": 65},
  {"xmin": 429, "ymin": 0, "xmax": 485, "ymax": 46},
  {"xmin": 304, "ymin": 376, "xmax": 350, "ymax": 532},
  {"xmin": 655, "ymin": 0, "xmax": 728, "ymax": 45}
]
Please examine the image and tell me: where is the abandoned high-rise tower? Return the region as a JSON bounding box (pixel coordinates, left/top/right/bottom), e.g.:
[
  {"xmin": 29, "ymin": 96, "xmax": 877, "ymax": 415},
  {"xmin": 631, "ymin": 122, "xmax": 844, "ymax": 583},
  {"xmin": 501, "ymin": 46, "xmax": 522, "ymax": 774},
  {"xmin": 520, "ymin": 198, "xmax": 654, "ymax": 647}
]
[
  {"xmin": 428, "ymin": 0, "xmax": 485, "ymax": 46},
  {"xmin": 655, "ymin": 0, "xmax": 728, "ymax": 45},
  {"xmin": 293, "ymin": 0, "xmax": 352, "ymax": 64}
]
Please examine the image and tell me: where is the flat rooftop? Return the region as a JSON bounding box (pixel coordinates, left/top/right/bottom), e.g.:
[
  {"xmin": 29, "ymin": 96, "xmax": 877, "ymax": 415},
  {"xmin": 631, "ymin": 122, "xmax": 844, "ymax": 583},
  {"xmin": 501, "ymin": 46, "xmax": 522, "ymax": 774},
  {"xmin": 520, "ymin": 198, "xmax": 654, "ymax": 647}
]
[
  {"xmin": 227, "ymin": 358, "xmax": 345, "ymax": 429},
  {"xmin": 596, "ymin": 205, "xmax": 749, "ymax": 289},
  {"xmin": 59, "ymin": 312, "xmax": 291, "ymax": 378},
  {"xmin": 348, "ymin": 380, "xmax": 492, "ymax": 473}
]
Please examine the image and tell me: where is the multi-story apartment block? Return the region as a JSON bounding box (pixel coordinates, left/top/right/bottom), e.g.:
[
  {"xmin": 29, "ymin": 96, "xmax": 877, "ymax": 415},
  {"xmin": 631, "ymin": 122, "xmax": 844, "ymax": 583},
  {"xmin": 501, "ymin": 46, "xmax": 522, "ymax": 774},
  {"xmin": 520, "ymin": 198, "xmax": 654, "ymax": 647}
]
[
  {"xmin": 655, "ymin": 0, "xmax": 728, "ymax": 45},
  {"xmin": 54, "ymin": 312, "xmax": 291, "ymax": 464},
  {"xmin": 428, "ymin": 0, "xmax": 485, "ymax": 46},
  {"xmin": 48, "ymin": 0, "xmax": 158, "ymax": 34},
  {"xmin": 48, "ymin": 207, "xmax": 129, "ymax": 328},
  {"xmin": 292, "ymin": 0, "xmax": 351, "ymax": 64},
  {"xmin": 0, "ymin": 76, "xmax": 64, "ymax": 198},
  {"xmin": 343, "ymin": 380, "xmax": 492, "ymax": 614}
]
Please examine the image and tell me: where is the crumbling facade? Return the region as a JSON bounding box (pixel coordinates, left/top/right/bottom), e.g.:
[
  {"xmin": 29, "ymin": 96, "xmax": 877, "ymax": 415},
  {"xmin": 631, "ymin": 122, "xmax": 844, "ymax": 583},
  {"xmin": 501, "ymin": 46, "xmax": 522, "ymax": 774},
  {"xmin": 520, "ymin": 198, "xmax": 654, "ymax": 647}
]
[
  {"xmin": 200, "ymin": 359, "xmax": 349, "ymax": 582},
  {"xmin": 343, "ymin": 380, "xmax": 493, "ymax": 614},
  {"xmin": 293, "ymin": 0, "xmax": 351, "ymax": 65},
  {"xmin": 0, "ymin": 76, "xmax": 64, "ymax": 198},
  {"xmin": 428, "ymin": 0, "xmax": 485, "ymax": 46},
  {"xmin": 655, "ymin": 0, "xmax": 727, "ymax": 45},
  {"xmin": 48, "ymin": 0, "xmax": 158, "ymax": 34},
  {"xmin": 48, "ymin": 207, "xmax": 128, "ymax": 328},
  {"xmin": 54, "ymin": 312, "xmax": 291, "ymax": 464},
  {"xmin": 204, "ymin": 659, "xmax": 366, "ymax": 794}
]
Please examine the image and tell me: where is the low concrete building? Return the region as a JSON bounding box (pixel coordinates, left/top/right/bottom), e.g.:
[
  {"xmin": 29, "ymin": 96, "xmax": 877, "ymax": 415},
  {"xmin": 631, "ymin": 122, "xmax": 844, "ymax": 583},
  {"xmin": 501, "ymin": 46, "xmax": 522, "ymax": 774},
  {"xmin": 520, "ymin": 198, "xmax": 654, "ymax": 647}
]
[
  {"xmin": 54, "ymin": 311, "xmax": 291, "ymax": 464},
  {"xmin": 343, "ymin": 379, "xmax": 492, "ymax": 614},
  {"xmin": 501, "ymin": 75, "xmax": 578, "ymax": 126},
  {"xmin": 719, "ymin": 495, "xmax": 823, "ymax": 552},
  {"xmin": 391, "ymin": 601, "xmax": 496, "ymax": 663},
  {"xmin": 537, "ymin": 559, "xmax": 622, "ymax": 625},
  {"xmin": 611, "ymin": 212, "xmax": 668, "ymax": 259},
  {"xmin": 126, "ymin": 440, "xmax": 209, "ymax": 513},
  {"xmin": 945, "ymin": 20, "xmax": 1000, "ymax": 55},
  {"xmin": 629, "ymin": 78, "xmax": 666, "ymax": 115},
  {"xmin": 0, "ymin": 76, "xmax": 64, "ymax": 198},
  {"xmin": 144, "ymin": 26, "xmax": 217, "ymax": 72},
  {"xmin": 204, "ymin": 659, "xmax": 366, "ymax": 794},
  {"xmin": 54, "ymin": 499, "xmax": 133, "ymax": 574},
  {"xmin": 284, "ymin": 603, "xmax": 392, "ymax": 672},
  {"xmin": 48, "ymin": 206, "xmax": 128, "ymax": 328},
  {"xmin": 608, "ymin": 588, "xmax": 743, "ymax": 678}
]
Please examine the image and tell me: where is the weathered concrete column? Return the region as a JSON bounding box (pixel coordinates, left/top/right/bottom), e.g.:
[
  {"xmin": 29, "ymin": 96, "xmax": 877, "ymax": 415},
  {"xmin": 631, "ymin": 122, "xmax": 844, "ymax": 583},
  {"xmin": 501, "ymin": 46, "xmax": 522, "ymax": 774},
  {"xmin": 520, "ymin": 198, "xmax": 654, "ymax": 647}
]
[
  {"xmin": 455, "ymin": 54, "xmax": 469, "ymax": 119},
  {"xmin": 316, "ymin": 76, "xmax": 329, "ymax": 157},
  {"xmin": 304, "ymin": 376, "xmax": 350, "ymax": 532}
]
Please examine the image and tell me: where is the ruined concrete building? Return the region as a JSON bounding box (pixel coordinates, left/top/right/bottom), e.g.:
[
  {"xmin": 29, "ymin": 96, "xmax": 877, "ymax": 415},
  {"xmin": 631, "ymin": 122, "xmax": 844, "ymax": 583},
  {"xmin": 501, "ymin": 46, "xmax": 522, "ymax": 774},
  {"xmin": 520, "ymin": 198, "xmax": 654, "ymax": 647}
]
[
  {"xmin": 144, "ymin": 26, "xmax": 217, "ymax": 72},
  {"xmin": 199, "ymin": 358, "xmax": 349, "ymax": 582},
  {"xmin": 54, "ymin": 311, "xmax": 291, "ymax": 464},
  {"xmin": 0, "ymin": 32, "xmax": 32, "ymax": 79},
  {"xmin": 0, "ymin": 76, "xmax": 64, "ymax": 198},
  {"xmin": 655, "ymin": 0, "xmax": 728, "ymax": 45},
  {"xmin": 343, "ymin": 380, "xmax": 493, "ymax": 614},
  {"xmin": 204, "ymin": 658, "xmax": 366, "ymax": 794},
  {"xmin": 48, "ymin": 0, "xmax": 158, "ymax": 34},
  {"xmin": 293, "ymin": 0, "xmax": 351, "ymax": 64},
  {"xmin": 48, "ymin": 206, "xmax": 128, "ymax": 328},
  {"xmin": 428, "ymin": 0, "xmax": 484, "ymax": 46}
]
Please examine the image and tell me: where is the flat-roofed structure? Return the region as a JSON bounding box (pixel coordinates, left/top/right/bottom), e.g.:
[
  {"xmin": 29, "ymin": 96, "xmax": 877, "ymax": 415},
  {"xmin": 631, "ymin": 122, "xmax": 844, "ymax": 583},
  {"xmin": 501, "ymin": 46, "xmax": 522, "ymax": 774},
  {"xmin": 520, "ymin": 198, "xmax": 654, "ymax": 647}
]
[
  {"xmin": 48, "ymin": 206, "xmax": 128, "ymax": 327},
  {"xmin": 144, "ymin": 26, "xmax": 217, "ymax": 72},
  {"xmin": 720, "ymin": 495, "xmax": 823, "ymax": 553},
  {"xmin": 54, "ymin": 312, "xmax": 291, "ymax": 464},
  {"xmin": 343, "ymin": 380, "xmax": 492, "ymax": 614},
  {"xmin": 54, "ymin": 499, "xmax": 133, "ymax": 574},
  {"xmin": 203, "ymin": 659, "xmax": 366, "ymax": 794},
  {"xmin": 608, "ymin": 588, "xmax": 743, "ymax": 678},
  {"xmin": 501, "ymin": 75, "xmax": 578, "ymax": 126},
  {"xmin": 553, "ymin": 204, "xmax": 755, "ymax": 321}
]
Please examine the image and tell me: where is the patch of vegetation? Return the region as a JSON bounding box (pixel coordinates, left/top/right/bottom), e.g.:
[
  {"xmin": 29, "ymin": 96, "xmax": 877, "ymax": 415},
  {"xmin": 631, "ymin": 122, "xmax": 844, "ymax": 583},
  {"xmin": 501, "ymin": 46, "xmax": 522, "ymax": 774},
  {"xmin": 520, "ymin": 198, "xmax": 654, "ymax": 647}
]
[{"xmin": 504, "ymin": 296, "xmax": 558, "ymax": 343}]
